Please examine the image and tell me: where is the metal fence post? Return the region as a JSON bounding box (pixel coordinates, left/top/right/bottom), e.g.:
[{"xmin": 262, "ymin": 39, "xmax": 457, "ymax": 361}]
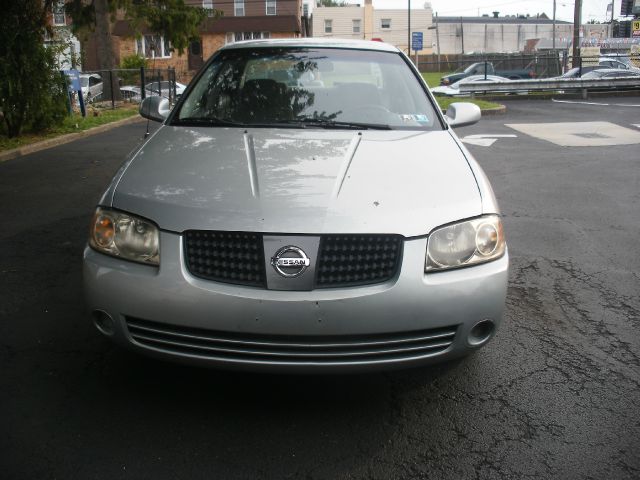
[
  {"xmin": 170, "ymin": 67, "xmax": 177, "ymax": 104},
  {"xmin": 140, "ymin": 67, "xmax": 146, "ymax": 100},
  {"xmin": 109, "ymin": 70, "xmax": 115, "ymax": 109}
]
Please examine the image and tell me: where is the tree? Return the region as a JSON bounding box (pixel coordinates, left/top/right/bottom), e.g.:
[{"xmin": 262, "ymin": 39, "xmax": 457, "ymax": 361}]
[
  {"xmin": 63, "ymin": 0, "xmax": 212, "ymax": 100},
  {"xmin": 0, "ymin": 0, "xmax": 68, "ymax": 137}
]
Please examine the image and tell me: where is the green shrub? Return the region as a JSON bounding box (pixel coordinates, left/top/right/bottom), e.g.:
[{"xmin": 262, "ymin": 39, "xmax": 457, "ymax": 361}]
[
  {"xmin": 0, "ymin": 0, "xmax": 68, "ymax": 137},
  {"xmin": 119, "ymin": 54, "xmax": 148, "ymax": 85}
]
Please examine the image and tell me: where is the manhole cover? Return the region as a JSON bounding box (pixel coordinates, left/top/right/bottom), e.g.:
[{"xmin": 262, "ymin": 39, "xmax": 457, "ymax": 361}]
[{"xmin": 572, "ymin": 132, "xmax": 611, "ymax": 139}]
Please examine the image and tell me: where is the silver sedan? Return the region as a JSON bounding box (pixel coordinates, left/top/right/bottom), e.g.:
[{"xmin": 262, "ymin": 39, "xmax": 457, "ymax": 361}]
[{"xmin": 83, "ymin": 38, "xmax": 508, "ymax": 372}]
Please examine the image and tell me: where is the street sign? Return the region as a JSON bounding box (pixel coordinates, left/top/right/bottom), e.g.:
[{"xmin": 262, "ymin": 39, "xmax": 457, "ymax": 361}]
[
  {"xmin": 63, "ymin": 69, "xmax": 81, "ymax": 92},
  {"xmin": 411, "ymin": 32, "xmax": 423, "ymax": 52},
  {"xmin": 633, "ymin": 20, "xmax": 640, "ymax": 38}
]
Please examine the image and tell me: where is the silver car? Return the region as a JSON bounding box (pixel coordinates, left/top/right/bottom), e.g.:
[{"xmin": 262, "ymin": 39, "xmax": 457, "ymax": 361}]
[{"xmin": 83, "ymin": 39, "xmax": 508, "ymax": 372}]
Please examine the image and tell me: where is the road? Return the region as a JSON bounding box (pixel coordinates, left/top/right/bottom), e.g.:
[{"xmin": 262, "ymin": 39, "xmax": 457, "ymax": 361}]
[{"xmin": 1, "ymin": 100, "xmax": 639, "ymax": 479}]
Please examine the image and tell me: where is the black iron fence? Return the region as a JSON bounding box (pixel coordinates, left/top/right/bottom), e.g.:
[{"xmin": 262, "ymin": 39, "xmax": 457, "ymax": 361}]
[{"xmin": 71, "ymin": 67, "xmax": 179, "ymax": 108}]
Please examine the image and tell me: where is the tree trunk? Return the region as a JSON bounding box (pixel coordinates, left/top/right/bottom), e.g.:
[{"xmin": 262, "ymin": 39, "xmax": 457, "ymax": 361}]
[{"xmin": 93, "ymin": 0, "xmax": 121, "ymax": 102}]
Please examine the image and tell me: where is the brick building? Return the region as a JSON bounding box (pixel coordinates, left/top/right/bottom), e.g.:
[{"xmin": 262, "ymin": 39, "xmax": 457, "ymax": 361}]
[{"xmin": 83, "ymin": 0, "xmax": 303, "ymax": 81}]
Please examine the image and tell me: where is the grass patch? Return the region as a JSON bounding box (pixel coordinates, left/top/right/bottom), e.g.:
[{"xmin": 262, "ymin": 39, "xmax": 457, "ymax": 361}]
[
  {"xmin": 436, "ymin": 97, "xmax": 502, "ymax": 111},
  {"xmin": 0, "ymin": 104, "xmax": 139, "ymax": 152},
  {"xmin": 421, "ymin": 72, "xmax": 502, "ymax": 110},
  {"xmin": 422, "ymin": 72, "xmax": 453, "ymax": 88}
]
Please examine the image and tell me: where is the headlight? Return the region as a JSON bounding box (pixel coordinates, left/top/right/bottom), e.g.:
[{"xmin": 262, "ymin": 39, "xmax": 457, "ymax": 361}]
[
  {"xmin": 426, "ymin": 215, "xmax": 505, "ymax": 272},
  {"xmin": 89, "ymin": 207, "xmax": 160, "ymax": 265}
]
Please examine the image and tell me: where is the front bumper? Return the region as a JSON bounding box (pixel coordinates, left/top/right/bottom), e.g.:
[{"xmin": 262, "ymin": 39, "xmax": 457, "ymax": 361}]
[{"xmin": 83, "ymin": 231, "xmax": 509, "ymax": 372}]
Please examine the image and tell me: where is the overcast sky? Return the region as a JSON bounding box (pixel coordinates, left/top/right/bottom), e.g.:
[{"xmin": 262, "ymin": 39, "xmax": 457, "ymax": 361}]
[{"xmin": 349, "ymin": 0, "xmax": 621, "ymax": 23}]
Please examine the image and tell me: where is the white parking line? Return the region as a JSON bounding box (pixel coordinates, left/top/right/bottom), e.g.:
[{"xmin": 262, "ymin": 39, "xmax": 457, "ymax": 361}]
[
  {"xmin": 460, "ymin": 134, "xmax": 517, "ymax": 147},
  {"xmin": 552, "ymin": 99, "xmax": 611, "ymax": 106},
  {"xmin": 552, "ymin": 99, "xmax": 640, "ymax": 107}
]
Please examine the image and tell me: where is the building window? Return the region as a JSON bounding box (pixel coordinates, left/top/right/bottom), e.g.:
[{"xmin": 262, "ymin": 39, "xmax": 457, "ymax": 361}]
[
  {"xmin": 381, "ymin": 18, "xmax": 391, "ymax": 29},
  {"xmin": 136, "ymin": 35, "xmax": 171, "ymax": 59},
  {"xmin": 202, "ymin": 0, "xmax": 214, "ymax": 16},
  {"xmin": 234, "ymin": 0, "xmax": 245, "ymax": 16},
  {"xmin": 266, "ymin": 0, "xmax": 276, "ymax": 15},
  {"xmin": 324, "ymin": 19, "xmax": 333, "ymax": 34},
  {"xmin": 225, "ymin": 32, "xmax": 270, "ymax": 44},
  {"xmin": 352, "ymin": 19, "xmax": 361, "ymax": 33},
  {"xmin": 53, "ymin": 0, "xmax": 66, "ymax": 25}
]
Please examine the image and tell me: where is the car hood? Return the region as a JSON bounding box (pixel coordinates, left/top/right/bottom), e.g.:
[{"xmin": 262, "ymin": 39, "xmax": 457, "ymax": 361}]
[{"xmin": 111, "ymin": 126, "xmax": 481, "ymax": 237}]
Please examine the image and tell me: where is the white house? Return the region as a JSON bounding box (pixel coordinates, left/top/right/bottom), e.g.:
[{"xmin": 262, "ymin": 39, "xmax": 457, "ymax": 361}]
[{"xmin": 312, "ymin": 0, "xmax": 433, "ymax": 55}]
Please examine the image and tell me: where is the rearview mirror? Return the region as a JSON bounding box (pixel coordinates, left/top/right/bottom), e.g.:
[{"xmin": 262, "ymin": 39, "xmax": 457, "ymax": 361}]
[
  {"xmin": 445, "ymin": 102, "xmax": 481, "ymax": 128},
  {"xmin": 139, "ymin": 96, "xmax": 170, "ymax": 122}
]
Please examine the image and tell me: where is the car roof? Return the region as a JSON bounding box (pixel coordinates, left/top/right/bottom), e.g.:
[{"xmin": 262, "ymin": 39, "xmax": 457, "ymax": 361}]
[{"xmin": 220, "ymin": 38, "xmax": 400, "ymax": 53}]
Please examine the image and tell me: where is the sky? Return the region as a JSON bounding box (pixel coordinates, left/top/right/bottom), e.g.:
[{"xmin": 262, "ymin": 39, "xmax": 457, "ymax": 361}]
[{"xmin": 345, "ymin": 0, "xmax": 622, "ymax": 23}]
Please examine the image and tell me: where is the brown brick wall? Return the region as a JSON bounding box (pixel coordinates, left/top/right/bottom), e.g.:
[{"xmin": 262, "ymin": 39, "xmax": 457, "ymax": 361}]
[
  {"xmin": 113, "ymin": 29, "xmax": 298, "ymax": 83},
  {"xmin": 202, "ymin": 33, "xmax": 226, "ymax": 60}
]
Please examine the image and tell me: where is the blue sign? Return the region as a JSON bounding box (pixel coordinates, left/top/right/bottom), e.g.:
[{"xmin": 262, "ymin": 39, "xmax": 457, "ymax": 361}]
[
  {"xmin": 411, "ymin": 32, "xmax": 423, "ymax": 52},
  {"xmin": 63, "ymin": 69, "xmax": 81, "ymax": 92}
]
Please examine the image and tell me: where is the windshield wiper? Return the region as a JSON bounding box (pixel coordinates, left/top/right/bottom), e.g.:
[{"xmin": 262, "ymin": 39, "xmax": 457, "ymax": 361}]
[
  {"xmin": 171, "ymin": 116, "xmax": 245, "ymax": 127},
  {"xmin": 293, "ymin": 118, "xmax": 392, "ymax": 130}
]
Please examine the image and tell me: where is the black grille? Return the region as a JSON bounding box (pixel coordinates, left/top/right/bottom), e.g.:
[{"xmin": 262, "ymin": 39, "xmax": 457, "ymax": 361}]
[
  {"xmin": 126, "ymin": 317, "xmax": 458, "ymax": 365},
  {"xmin": 184, "ymin": 231, "xmax": 266, "ymax": 287},
  {"xmin": 316, "ymin": 235, "xmax": 402, "ymax": 288}
]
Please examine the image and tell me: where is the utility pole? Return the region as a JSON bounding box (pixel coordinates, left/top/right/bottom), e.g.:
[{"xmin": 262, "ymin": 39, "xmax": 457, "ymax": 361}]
[
  {"xmin": 428, "ymin": 13, "xmax": 441, "ymax": 70},
  {"xmin": 435, "ymin": 12, "xmax": 441, "ymax": 69},
  {"xmin": 572, "ymin": 0, "xmax": 582, "ymax": 67},
  {"xmin": 408, "ymin": 0, "xmax": 411, "ymax": 57},
  {"xmin": 609, "ymin": 1, "xmax": 614, "ymax": 38},
  {"xmin": 552, "ymin": 0, "xmax": 556, "ymax": 52},
  {"xmin": 460, "ymin": 16, "xmax": 464, "ymax": 54}
]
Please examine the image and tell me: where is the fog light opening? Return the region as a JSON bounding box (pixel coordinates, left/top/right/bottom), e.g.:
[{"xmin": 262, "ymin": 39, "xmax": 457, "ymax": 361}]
[
  {"xmin": 92, "ymin": 310, "xmax": 115, "ymax": 336},
  {"xmin": 468, "ymin": 319, "xmax": 495, "ymax": 346}
]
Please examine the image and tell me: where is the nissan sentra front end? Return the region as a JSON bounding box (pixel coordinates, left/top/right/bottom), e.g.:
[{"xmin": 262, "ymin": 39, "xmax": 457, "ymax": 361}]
[{"xmin": 83, "ymin": 39, "xmax": 508, "ymax": 372}]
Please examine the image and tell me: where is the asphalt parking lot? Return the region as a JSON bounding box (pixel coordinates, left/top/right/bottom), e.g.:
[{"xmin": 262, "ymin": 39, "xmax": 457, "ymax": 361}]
[{"xmin": 1, "ymin": 99, "xmax": 639, "ymax": 479}]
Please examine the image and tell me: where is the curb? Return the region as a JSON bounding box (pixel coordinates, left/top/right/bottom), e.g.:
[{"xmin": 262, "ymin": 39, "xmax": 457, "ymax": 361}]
[
  {"xmin": 480, "ymin": 105, "xmax": 507, "ymax": 115},
  {"xmin": 0, "ymin": 115, "xmax": 145, "ymax": 163}
]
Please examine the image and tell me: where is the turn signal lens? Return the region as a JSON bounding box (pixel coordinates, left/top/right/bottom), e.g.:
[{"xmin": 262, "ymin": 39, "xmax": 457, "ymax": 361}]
[
  {"xmin": 93, "ymin": 215, "xmax": 115, "ymax": 248},
  {"xmin": 89, "ymin": 208, "xmax": 160, "ymax": 265}
]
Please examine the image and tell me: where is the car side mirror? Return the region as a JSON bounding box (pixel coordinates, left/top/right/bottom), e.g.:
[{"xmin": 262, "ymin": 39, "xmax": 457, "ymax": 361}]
[
  {"xmin": 139, "ymin": 96, "xmax": 170, "ymax": 122},
  {"xmin": 445, "ymin": 102, "xmax": 481, "ymax": 128}
]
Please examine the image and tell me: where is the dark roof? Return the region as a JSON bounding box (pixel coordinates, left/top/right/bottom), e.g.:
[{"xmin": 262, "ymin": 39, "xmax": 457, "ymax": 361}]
[
  {"xmin": 112, "ymin": 15, "xmax": 301, "ymax": 36},
  {"xmin": 437, "ymin": 16, "xmax": 571, "ymax": 25}
]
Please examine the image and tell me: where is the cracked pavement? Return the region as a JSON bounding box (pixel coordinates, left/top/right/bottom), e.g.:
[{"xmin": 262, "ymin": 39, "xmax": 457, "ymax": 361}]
[{"xmin": 1, "ymin": 99, "xmax": 639, "ymax": 479}]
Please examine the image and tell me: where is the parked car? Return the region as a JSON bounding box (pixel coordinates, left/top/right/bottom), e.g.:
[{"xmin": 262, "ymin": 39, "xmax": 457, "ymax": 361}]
[
  {"xmin": 431, "ymin": 74, "xmax": 513, "ymax": 96},
  {"xmin": 581, "ymin": 68, "xmax": 640, "ymax": 79},
  {"xmin": 599, "ymin": 56, "xmax": 640, "ymax": 72},
  {"xmin": 120, "ymin": 86, "xmax": 142, "ymax": 103},
  {"xmin": 79, "ymin": 73, "xmax": 103, "ymax": 103},
  {"xmin": 84, "ymin": 38, "xmax": 508, "ymax": 372},
  {"xmin": 555, "ymin": 65, "xmax": 607, "ymax": 79},
  {"xmin": 440, "ymin": 62, "xmax": 535, "ymax": 85},
  {"xmin": 144, "ymin": 80, "xmax": 187, "ymax": 100}
]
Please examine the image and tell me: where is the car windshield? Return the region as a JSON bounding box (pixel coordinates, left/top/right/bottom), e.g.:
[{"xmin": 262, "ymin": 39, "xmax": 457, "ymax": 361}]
[
  {"xmin": 174, "ymin": 47, "xmax": 440, "ymax": 130},
  {"xmin": 80, "ymin": 77, "xmax": 89, "ymax": 87}
]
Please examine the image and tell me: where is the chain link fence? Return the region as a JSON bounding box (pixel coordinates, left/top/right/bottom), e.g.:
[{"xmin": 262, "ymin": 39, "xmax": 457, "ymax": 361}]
[{"xmin": 418, "ymin": 52, "xmax": 640, "ymax": 80}]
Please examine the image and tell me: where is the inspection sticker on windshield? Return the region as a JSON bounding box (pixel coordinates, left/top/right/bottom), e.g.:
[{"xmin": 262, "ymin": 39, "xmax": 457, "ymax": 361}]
[{"xmin": 401, "ymin": 114, "xmax": 429, "ymax": 124}]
